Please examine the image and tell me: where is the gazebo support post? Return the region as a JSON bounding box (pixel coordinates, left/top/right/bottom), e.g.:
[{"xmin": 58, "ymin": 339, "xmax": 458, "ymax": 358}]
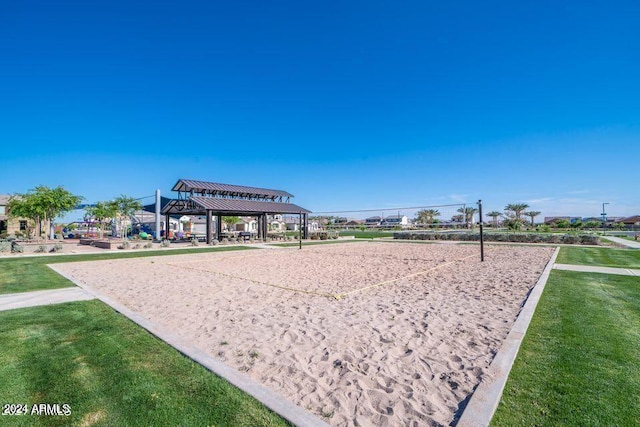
[
  {"xmin": 303, "ymin": 213, "xmax": 309, "ymax": 239},
  {"xmin": 216, "ymin": 214, "xmax": 222, "ymax": 241},
  {"xmin": 164, "ymin": 214, "xmax": 170, "ymax": 241},
  {"xmin": 298, "ymin": 212, "xmax": 302, "ymax": 249},
  {"xmin": 262, "ymin": 213, "xmax": 268, "ymax": 242},
  {"xmin": 206, "ymin": 210, "xmax": 211, "ymax": 245}
]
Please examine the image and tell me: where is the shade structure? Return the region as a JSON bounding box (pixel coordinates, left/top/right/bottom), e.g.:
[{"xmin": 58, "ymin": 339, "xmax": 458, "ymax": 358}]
[{"xmin": 160, "ymin": 179, "xmax": 311, "ymax": 243}]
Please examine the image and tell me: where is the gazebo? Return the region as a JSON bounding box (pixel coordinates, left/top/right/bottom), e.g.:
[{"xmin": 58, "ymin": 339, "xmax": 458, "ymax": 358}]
[{"xmin": 161, "ymin": 179, "xmax": 311, "ymax": 243}]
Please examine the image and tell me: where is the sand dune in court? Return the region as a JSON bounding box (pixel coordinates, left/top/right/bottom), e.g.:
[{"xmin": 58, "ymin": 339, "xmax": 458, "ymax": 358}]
[{"xmin": 55, "ymin": 242, "xmax": 554, "ymax": 426}]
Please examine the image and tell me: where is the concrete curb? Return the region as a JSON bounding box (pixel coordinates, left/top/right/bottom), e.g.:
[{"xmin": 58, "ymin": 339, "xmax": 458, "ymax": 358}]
[
  {"xmin": 0, "ymin": 287, "xmax": 95, "ymax": 312},
  {"xmin": 457, "ymin": 246, "xmax": 560, "ymax": 427},
  {"xmin": 554, "ymin": 263, "xmax": 640, "ymax": 276},
  {"xmin": 48, "ymin": 265, "xmax": 330, "ymax": 427}
]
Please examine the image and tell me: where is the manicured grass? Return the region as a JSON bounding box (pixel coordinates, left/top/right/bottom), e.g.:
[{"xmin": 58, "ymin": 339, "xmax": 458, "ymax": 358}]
[
  {"xmin": 0, "ymin": 246, "xmax": 253, "ymax": 295},
  {"xmin": 0, "ymin": 300, "xmax": 290, "ymax": 427},
  {"xmin": 556, "ymin": 246, "xmax": 640, "ymax": 269},
  {"xmin": 492, "ymin": 270, "xmax": 640, "ymax": 426},
  {"xmin": 338, "ymin": 230, "xmax": 395, "ymax": 239}
]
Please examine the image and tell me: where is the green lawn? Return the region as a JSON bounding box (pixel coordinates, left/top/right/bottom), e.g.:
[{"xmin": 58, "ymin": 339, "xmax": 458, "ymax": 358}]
[
  {"xmin": 0, "ymin": 246, "xmax": 253, "ymax": 295},
  {"xmin": 491, "ymin": 270, "xmax": 640, "ymax": 426},
  {"xmin": 556, "ymin": 246, "xmax": 640, "ymax": 269},
  {"xmin": 0, "ymin": 300, "xmax": 289, "ymax": 427}
]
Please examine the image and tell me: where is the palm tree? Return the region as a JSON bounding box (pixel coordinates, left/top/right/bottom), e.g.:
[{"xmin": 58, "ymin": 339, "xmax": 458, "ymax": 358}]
[
  {"xmin": 486, "ymin": 211, "xmax": 503, "ymax": 228},
  {"xmin": 504, "ymin": 203, "xmax": 530, "ymax": 225},
  {"xmin": 457, "ymin": 206, "xmax": 478, "ymax": 229},
  {"xmin": 523, "ymin": 211, "xmax": 541, "ymax": 227},
  {"xmin": 451, "ymin": 214, "xmax": 464, "ymax": 223},
  {"xmin": 416, "ymin": 209, "xmax": 440, "ymax": 225}
]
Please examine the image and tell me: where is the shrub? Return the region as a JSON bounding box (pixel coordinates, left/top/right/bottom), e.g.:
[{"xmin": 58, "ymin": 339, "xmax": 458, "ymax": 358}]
[
  {"xmin": 11, "ymin": 243, "xmax": 24, "ymax": 253},
  {"xmin": 143, "ymin": 242, "xmax": 153, "ymax": 249},
  {"xmin": 0, "ymin": 241, "xmax": 11, "ymax": 252},
  {"xmin": 211, "ymin": 239, "xmax": 219, "ymax": 246},
  {"xmin": 562, "ymin": 234, "xmax": 580, "ymax": 244},
  {"xmin": 49, "ymin": 244, "xmax": 64, "ymax": 253},
  {"xmin": 161, "ymin": 239, "xmax": 171, "ymax": 247},
  {"xmin": 580, "ymin": 235, "xmax": 601, "ymax": 245},
  {"xmin": 35, "ymin": 245, "xmax": 46, "ymax": 253},
  {"xmin": 190, "ymin": 238, "xmax": 199, "ymax": 246}
]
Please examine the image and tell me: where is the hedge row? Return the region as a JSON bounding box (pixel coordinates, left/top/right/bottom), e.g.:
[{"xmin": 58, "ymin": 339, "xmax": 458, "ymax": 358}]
[{"xmin": 393, "ymin": 232, "xmax": 601, "ymax": 245}]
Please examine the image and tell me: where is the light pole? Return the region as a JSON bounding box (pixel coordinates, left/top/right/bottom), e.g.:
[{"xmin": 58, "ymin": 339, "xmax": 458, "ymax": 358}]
[{"xmin": 601, "ymin": 202, "xmax": 609, "ymax": 235}]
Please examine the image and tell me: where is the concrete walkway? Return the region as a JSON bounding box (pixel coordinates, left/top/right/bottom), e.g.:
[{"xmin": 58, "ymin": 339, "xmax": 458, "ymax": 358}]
[
  {"xmin": 554, "ymin": 263, "xmax": 640, "ymax": 276},
  {"xmin": 0, "ymin": 287, "xmax": 95, "ymax": 312},
  {"xmin": 603, "ymin": 235, "xmax": 640, "ymax": 249}
]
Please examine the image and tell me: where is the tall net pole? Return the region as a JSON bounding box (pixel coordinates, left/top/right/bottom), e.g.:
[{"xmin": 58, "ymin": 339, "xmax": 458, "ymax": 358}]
[{"xmin": 478, "ymin": 199, "xmax": 484, "ymax": 262}]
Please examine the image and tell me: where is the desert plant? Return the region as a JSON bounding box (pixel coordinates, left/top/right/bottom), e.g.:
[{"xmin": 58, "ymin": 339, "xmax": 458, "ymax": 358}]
[
  {"xmin": 49, "ymin": 243, "xmax": 64, "ymax": 253},
  {"xmin": 161, "ymin": 239, "xmax": 171, "ymax": 247},
  {"xmin": 190, "ymin": 238, "xmax": 199, "ymax": 246},
  {"xmin": 143, "ymin": 242, "xmax": 153, "ymax": 249},
  {"xmin": 0, "ymin": 241, "xmax": 11, "ymax": 252}
]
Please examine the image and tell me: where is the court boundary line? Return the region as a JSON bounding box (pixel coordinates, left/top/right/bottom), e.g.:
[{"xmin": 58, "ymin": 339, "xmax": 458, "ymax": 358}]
[{"xmin": 168, "ymin": 251, "xmax": 481, "ymax": 300}]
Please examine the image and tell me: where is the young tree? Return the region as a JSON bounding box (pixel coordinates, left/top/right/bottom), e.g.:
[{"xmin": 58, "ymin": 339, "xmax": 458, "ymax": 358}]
[
  {"xmin": 8, "ymin": 186, "xmax": 82, "ymax": 240},
  {"xmin": 486, "ymin": 211, "xmax": 503, "ymax": 228},
  {"xmin": 112, "ymin": 195, "xmax": 142, "ymax": 238},
  {"xmin": 553, "ymin": 219, "xmax": 571, "ymax": 229},
  {"xmin": 85, "ymin": 201, "xmax": 117, "ymax": 239},
  {"xmin": 223, "ymin": 216, "xmax": 241, "ymax": 232},
  {"xmin": 523, "ymin": 210, "xmax": 541, "ymax": 228},
  {"xmin": 584, "ymin": 220, "xmax": 602, "ymax": 229}
]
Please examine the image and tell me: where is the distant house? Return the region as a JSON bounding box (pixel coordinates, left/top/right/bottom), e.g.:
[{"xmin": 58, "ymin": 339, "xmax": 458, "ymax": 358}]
[
  {"xmin": 365, "ymin": 216, "xmax": 382, "ymax": 227},
  {"xmin": 617, "ymin": 215, "xmax": 640, "ymax": 226},
  {"xmin": 346, "ymin": 220, "xmax": 364, "ymax": 227},
  {"xmin": 236, "ymin": 216, "xmax": 259, "ymax": 233},
  {"xmin": 285, "ymin": 217, "xmax": 320, "ymax": 232},
  {"xmin": 381, "ymin": 215, "xmax": 409, "ymax": 227},
  {"xmin": 0, "ymin": 194, "xmax": 30, "ymax": 237}
]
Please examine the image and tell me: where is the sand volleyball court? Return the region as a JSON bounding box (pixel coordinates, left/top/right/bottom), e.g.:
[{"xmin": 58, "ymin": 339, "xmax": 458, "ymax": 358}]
[{"xmin": 54, "ymin": 242, "xmax": 554, "ymax": 426}]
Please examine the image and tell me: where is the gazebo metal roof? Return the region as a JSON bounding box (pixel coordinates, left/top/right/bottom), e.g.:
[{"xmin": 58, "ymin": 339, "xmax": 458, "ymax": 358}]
[
  {"xmin": 161, "ymin": 197, "xmax": 310, "ymax": 216},
  {"xmin": 172, "ymin": 179, "xmax": 293, "ymax": 200},
  {"xmin": 161, "ymin": 179, "xmax": 310, "ymax": 217}
]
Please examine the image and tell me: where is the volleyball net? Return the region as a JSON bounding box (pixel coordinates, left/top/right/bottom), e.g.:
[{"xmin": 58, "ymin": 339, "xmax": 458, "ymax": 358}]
[{"xmin": 311, "ymin": 203, "xmax": 473, "ymax": 231}]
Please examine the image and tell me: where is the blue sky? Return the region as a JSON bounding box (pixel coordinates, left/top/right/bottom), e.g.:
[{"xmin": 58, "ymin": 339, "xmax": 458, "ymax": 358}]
[{"xmin": 1, "ymin": 1, "xmax": 639, "ymax": 221}]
